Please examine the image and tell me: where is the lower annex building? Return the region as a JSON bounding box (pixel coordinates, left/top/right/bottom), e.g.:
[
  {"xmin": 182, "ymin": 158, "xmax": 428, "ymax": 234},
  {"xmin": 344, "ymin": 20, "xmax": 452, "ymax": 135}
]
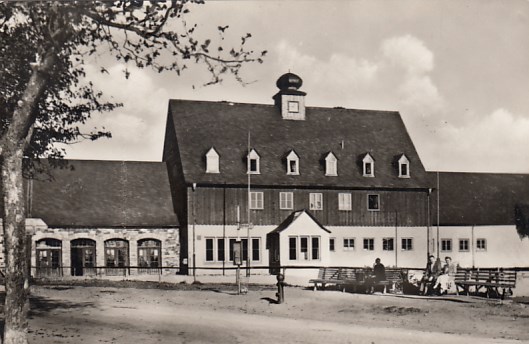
[{"xmin": 1, "ymin": 72, "xmax": 528, "ymax": 278}]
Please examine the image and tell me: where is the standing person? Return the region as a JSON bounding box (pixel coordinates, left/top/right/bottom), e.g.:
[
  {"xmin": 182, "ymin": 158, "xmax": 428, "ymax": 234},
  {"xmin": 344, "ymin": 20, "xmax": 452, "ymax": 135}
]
[
  {"xmin": 373, "ymin": 258, "xmax": 386, "ymax": 282},
  {"xmin": 367, "ymin": 258, "xmax": 386, "ymax": 293}
]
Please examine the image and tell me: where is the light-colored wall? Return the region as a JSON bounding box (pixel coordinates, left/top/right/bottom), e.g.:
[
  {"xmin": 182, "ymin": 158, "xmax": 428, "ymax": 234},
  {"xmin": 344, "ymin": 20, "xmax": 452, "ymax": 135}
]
[
  {"xmin": 277, "ymin": 212, "xmax": 331, "ymax": 267},
  {"xmin": 433, "ymin": 225, "xmax": 529, "ymax": 268},
  {"xmin": 327, "ymin": 226, "xmax": 429, "ymax": 269}
]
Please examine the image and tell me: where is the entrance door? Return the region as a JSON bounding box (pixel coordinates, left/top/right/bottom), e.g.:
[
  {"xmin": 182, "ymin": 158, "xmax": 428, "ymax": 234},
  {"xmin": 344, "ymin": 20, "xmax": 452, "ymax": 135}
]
[
  {"xmin": 36, "ymin": 239, "xmax": 62, "ymax": 277},
  {"xmin": 267, "ymin": 233, "xmax": 280, "ymax": 275},
  {"xmin": 71, "ymin": 239, "xmax": 96, "ymax": 276}
]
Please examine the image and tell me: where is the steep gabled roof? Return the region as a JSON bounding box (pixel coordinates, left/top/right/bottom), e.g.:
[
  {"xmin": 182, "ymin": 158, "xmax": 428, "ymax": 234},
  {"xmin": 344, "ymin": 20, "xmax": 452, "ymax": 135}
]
[
  {"xmin": 26, "ymin": 160, "xmax": 178, "ymax": 228},
  {"xmin": 431, "ymin": 172, "xmax": 529, "ymax": 226},
  {"xmin": 166, "ymin": 99, "xmax": 430, "ymax": 189},
  {"xmin": 269, "ymin": 209, "xmax": 331, "ymax": 234}
]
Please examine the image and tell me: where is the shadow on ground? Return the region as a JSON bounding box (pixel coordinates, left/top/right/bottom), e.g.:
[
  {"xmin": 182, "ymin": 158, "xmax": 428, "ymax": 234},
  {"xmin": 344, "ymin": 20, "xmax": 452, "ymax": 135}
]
[{"xmin": 0, "ymin": 291, "xmax": 95, "ymax": 318}]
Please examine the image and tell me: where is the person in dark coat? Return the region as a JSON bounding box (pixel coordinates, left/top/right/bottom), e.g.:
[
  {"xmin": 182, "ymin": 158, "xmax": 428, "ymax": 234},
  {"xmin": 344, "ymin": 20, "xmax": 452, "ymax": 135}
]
[{"xmin": 419, "ymin": 255, "xmax": 440, "ymax": 295}]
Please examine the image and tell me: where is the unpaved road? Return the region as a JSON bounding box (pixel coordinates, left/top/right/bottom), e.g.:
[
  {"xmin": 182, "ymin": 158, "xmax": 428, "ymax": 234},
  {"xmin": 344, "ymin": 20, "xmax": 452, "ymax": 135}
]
[{"xmin": 21, "ymin": 284, "xmax": 529, "ymax": 343}]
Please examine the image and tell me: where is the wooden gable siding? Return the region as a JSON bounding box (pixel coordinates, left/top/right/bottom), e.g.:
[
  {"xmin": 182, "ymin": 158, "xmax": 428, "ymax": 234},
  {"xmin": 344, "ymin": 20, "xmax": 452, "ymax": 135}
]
[{"xmin": 188, "ymin": 186, "xmax": 429, "ymax": 227}]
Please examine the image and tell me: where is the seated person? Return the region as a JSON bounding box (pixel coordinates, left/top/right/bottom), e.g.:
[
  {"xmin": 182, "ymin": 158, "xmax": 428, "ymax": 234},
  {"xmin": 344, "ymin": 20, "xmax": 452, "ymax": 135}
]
[
  {"xmin": 433, "ymin": 256, "xmax": 457, "ymax": 295},
  {"xmin": 419, "ymin": 255, "xmax": 441, "ymax": 295}
]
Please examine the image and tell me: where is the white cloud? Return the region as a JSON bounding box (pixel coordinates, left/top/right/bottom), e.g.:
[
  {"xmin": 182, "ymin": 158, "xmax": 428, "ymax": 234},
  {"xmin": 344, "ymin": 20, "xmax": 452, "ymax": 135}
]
[
  {"xmin": 421, "ymin": 108, "xmax": 529, "ymax": 172},
  {"xmin": 381, "ymin": 35, "xmax": 434, "ymax": 75}
]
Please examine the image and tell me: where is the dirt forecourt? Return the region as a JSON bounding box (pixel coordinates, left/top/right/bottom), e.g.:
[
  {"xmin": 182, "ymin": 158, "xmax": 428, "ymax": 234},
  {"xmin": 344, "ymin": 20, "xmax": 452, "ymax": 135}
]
[{"xmin": 2, "ymin": 281, "xmax": 529, "ymax": 344}]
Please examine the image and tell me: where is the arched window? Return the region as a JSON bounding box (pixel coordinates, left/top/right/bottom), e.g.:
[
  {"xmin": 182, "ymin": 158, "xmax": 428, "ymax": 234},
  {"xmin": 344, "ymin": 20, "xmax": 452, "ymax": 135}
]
[
  {"xmin": 286, "ymin": 150, "xmax": 299, "ymax": 175},
  {"xmin": 363, "ymin": 153, "xmax": 375, "ymax": 177},
  {"xmin": 325, "ymin": 152, "xmax": 337, "ymax": 176},
  {"xmin": 36, "ymin": 239, "xmax": 62, "ymax": 277},
  {"xmin": 71, "ymin": 239, "xmax": 96, "ymax": 276},
  {"xmin": 105, "ymin": 239, "xmax": 129, "ymax": 276},
  {"xmin": 206, "ymin": 147, "xmax": 220, "ymax": 173},
  {"xmin": 138, "ymin": 239, "xmax": 161, "ymax": 274}
]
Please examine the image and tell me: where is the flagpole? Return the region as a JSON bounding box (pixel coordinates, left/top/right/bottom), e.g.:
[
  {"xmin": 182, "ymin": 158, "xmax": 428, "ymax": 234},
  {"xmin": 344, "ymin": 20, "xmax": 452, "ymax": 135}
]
[{"xmin": 247, "ymin": 130, "xmax": 251, "ymax": 277}]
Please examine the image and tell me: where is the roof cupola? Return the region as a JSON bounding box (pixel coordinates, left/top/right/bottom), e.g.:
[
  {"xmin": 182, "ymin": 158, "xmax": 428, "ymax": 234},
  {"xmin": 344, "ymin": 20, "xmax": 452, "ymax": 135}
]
[{"xmin": 273, "ymin": 72, "xmax": 306, "ymax": 120}]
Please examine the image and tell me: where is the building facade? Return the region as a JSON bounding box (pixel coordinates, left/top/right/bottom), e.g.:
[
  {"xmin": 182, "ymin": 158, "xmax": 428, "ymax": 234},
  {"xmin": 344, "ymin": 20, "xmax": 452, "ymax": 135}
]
[
  {"xmin": 163, "ymin": 73, "xmax": 434, "ymax": 275},
  {"xmin": 1, "ymin": 160, "xmax": 180, "ymax": 277}
]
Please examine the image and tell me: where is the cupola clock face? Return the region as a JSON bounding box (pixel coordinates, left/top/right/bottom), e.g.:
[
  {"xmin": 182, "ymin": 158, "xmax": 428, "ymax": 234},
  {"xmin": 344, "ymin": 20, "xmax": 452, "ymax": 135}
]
[{"xmin": 288, "ymin": 101, "xmax": 299, "ymax": 113}]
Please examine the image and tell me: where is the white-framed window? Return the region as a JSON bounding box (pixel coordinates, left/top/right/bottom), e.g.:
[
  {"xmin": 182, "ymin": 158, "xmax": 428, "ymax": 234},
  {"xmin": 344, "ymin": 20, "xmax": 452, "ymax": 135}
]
[
  {"xmin": 382, "ymin": 238, "xmax": 394, "ymax": 251},
  {"xmin": 343, "ymin": 238, "xmax": 355, "ymax": 250},
  {"xmin": 249, "ymin": 191, "xmax": 264, "ymax": 210},
  {"xmin": 459, "ymin": 239, "xmax": 469, "ymax": 252},
  {"xmin": 247, "ymin": 149, "xmax": 260, "ymax": 174},
  {"xmin": 398, "ymin": 154, "xmax": 410, "ymax": 178},
  {"xmin": 279, "ymin": 192, "xmax": 293, "ymax": 210},
  {"xmin": 476, "ymin": 238, "xmax": 487, "ymax": 251},
  {"xmin": 325, "ymin": 152, "xmax": 338, "ymax": 176},
  {"xmin": 205, "ymin": 237, "xmax": 215, "ymax": 262},
  {"xmin": 329, "ymin": 238, "xmax": 335, "ymax": 252},
  {"xmin": 289, "ymin": 235, "xmax": 320, "ymax": 261},
  {"xmin": 363, "ymin": 153, "xmax": 375, "ymax": 177},
  {"xmin": 401, "ymin": 238, "xmax": 413, "ymax": 251},
  {"xmin": 309, "ymin": 193, "xmax": 323, "ymax": 210},
  {"xmin": 205, "ymin": 147, "xmax": 220, "ymax": 173},
  {"xmin": 367, "ymin": 194, "xmax": 380, "ymax": 211},
  {"xmin": 363, "ymin": 238, "xmax": 374, "ymax": 251},
  {"xmin": 288, "ymin": 100, "xmax": 299, "ymax": 113},
  {"xmin": 227, "ymin": 237, "xmax": 260, "ymax": 262},
  {"xmin": 286, "ymin": 150, "xmax": 299, "ymax": 175},
  {"xmin": 338, "ymin": 193, "xmax": 352, "ymax": 211},
  {"xmin": 441, "ymin": 239, "xmax": 452, "ymax": 252},
  {"xmin": 279, "ymin": 192, "xmax": 294, "ymax": 210}
]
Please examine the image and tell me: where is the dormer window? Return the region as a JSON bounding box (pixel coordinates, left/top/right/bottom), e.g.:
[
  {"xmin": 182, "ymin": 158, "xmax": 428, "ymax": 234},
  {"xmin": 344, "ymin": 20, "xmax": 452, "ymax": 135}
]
[
  {"xmin": 363, "ymin": 153, "xmax": 375, "ymax": 177},
  {"xmin": 398, "ymin": 154, "xmax": 410, "ymax": 178},
  {"xmin": 247, "ymin": 149, "xmax": 260, "ymax": 174},
  {"xmin": 325, "ymin": 152, "xmax": 337, "ymax": 176},
  {"xmin": 205, "ymin": 147, "xmax": 220, "ymax": 173},
  {"xmin": 286, "ymin": 150, "xmax": 299, "ymax": 175}
]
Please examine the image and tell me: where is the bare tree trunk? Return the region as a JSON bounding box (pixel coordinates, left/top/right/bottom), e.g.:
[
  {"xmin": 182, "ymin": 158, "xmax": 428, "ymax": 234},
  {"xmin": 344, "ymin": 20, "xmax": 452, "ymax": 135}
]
[{"xmin": 1, "ymin": 148, "xmax": 29, "ymax": 344}]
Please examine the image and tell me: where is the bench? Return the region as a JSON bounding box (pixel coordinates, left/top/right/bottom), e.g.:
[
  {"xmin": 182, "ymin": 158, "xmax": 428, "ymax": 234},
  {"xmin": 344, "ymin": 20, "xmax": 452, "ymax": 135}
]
[
  {"xmin": 362, "ymin": 268, "xmax": 403, "ymax": 294},
  {"xmin": 309, "ymin": 267, "xmax": 359, "ymax": 292},
  {"xmin": 455, "ymin": 269, "xmax": 516, "ymax": 299},
  {"xmin": 374, "ymin": 269, "xmax": 403, "ymax": 293}
]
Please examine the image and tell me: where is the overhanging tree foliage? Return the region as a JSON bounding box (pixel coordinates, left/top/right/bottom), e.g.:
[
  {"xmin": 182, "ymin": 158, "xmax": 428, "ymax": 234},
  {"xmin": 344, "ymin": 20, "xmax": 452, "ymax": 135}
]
[{"xmin": 0, "ymin": 1, "xmax": 265, "ymax": 343}]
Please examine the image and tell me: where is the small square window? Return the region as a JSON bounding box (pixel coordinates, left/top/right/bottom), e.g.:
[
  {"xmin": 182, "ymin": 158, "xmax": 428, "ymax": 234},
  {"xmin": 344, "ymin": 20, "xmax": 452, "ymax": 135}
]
[
  {"xmin": 476, "ymin": 238, "xmax": 487, "ymax": 251},
  {"xmin": 288, "ymin": 101, "xmax": 299, "ymax": 113},
  {"xmin": 367, "ymin": 194, "xmax": 379, "ymax": 211},
  {"xmin": 309, "ymin": 193, "xmax": 323, "ymax": 210},
  {"xmin": 401, "ymin": 238, "xmax": 413, "ymax": 251},
  {"xmin": 249, "ymin": 192, "xmax": 264, "ymax": 210},
  {"xmin": 343, "ymin": 238, "xmax": 355, "ymax": 250},
  {"xmin": 441, "ymin": 239, "xmax": 452, "ymax": 252},
  {"xmin": 383, "ymin": 238, "xmax": 394, "ymax": 251},
  {"xmin": 459, "ymin": 239, "xmax": 469, "ymax": 252},
  {"xmin": 363, "ymin": 238, "xmax": 374, "ymax": 251}
]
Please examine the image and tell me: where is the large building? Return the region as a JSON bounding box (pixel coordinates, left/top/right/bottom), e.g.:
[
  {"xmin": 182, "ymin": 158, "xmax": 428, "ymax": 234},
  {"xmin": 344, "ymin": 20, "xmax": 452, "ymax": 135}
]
[
  {"xmin": 163, "ymin": 73, "xmax": 434, "ymax": 275},
  {"xmin": 2, "ymin": 72, "xmax": 529, "ymax": 278}
]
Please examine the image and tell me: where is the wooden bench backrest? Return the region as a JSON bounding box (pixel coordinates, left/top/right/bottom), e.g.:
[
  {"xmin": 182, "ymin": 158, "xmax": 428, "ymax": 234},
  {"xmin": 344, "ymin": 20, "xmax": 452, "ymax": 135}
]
[
  {"xmin": 455, "ymin": 269, "xmax": 516, "ymax": 286},
  {"xmin": 319, "ymin": 267, "xmax": 341, "ymax": 280},
  {"xmin": 338, "ymin": 267, "xmax": 358, "ymax": 281},
  {"xmin": 384, "ymin": 269, "xmax": 403, "ymax": 282}
]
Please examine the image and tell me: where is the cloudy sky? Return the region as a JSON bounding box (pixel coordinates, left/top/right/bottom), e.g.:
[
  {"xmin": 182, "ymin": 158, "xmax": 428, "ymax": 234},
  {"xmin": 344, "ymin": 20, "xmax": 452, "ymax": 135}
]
[{"xmin": 61, "ymin": 0, "xmax": 529, "ymax": 173}]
